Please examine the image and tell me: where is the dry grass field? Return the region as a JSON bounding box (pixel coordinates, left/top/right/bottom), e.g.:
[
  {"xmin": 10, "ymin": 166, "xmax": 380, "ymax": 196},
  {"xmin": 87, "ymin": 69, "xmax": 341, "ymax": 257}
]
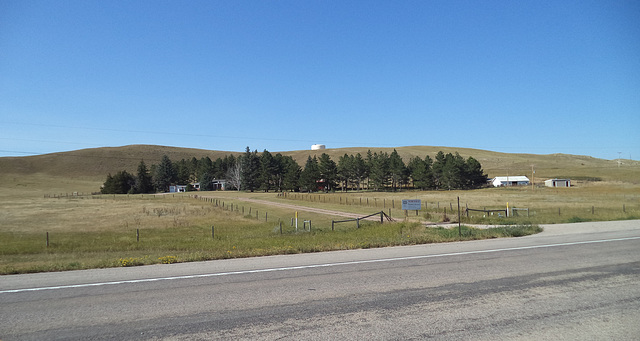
[{"xmin": 1, "ymin": 145, "xmax": 638, "ymax": 274}]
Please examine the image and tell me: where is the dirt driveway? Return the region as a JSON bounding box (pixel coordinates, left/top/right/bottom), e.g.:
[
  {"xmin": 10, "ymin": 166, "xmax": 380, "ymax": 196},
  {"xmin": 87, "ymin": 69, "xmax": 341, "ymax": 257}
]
[
  {"xmin": 196, "ymin": 195, "xmax": 518, "ymax": 228},
  {"xmin": 198, "ymin": 196, "xmax": 386, "ymax": 222}
]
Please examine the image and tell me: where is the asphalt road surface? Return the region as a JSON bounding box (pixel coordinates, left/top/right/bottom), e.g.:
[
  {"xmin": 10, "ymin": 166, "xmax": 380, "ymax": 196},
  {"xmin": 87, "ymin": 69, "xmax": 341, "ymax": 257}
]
[{"xmin": 2, "ymin": 220, "xmax": 639, "ymax": 340}]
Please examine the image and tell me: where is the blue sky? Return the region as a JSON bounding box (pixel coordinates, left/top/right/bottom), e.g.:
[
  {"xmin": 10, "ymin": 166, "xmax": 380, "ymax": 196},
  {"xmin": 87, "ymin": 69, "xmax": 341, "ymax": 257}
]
[{"xmin": 1, "ymin": 0, "xmax": 638, "ymax": 160}]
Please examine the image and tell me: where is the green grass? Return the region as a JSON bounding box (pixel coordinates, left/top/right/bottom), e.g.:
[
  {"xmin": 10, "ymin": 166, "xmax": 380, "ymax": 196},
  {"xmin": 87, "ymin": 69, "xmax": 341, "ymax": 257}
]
[{"xmin": 0, "ymin": 221, "xmax": 542, "ymax": 275}]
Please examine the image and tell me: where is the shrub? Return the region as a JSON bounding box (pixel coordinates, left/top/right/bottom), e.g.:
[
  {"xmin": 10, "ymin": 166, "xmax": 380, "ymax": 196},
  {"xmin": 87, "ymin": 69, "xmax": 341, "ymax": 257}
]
[
  {"xmin": 118, "ymin": 257, "xmax": 146, "ymax": 267},
  {"xmin": 158, "ymin": 255, "xmax": 178, "ymax": 264},
  {"xmin": 567, "ymin": 216, "xmax": 591, "ymax": 223}
]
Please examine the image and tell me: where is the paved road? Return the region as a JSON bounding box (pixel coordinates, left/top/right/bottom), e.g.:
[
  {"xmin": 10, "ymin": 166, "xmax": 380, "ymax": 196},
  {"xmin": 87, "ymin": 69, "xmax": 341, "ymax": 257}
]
[{"xmin": 1, "ymin": 220, "xmax": 639, "ymax": 340}]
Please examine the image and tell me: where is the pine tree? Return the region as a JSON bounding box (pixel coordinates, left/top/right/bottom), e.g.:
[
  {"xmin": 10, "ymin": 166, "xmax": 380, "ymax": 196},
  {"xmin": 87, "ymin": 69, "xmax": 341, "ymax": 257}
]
[
  {"xmin": 299, "ymin": 156, "xmax": 320, "ymax": 192},
  {"xmin": 282, "ymin": 156, "xmax": 301, "ymax": 191},
  {"xmin": 196, "ymin": 157, "xmax": 215, "ymax": 191},
  {"xmin": 154, "ymin": 155, "xmax": 177, "ymax": 192},
  {"xmin": 432, "ymin": 151, "xmax": 446, "ymax": 190},
  {"xmin": 318, "ymin": 153, "xmax": 337, "ymax": 192},
  {"xmin": 464, "ymin": 156, "xmax": 487, "ymax": 189},
  {"xmin": 369, "ymin": 152, "xmax": 390, "ymax": 190},
  {"xmin": 189, "ymin": 157, "xmax": 199, "ymax": 180},
  {"xmin": 337, "ymin": 154, "xmax": 354, "ymax": 191},
  {"xmin": 212, "ymin": 157, "xmax": 224, "ymax": 179},
  {"xmin": 135, "ymin": 160, "xmax": 154, "ymax": 194},
  {"xmin": 259, "ymin": 150, "xmax": 276, "ymax": 192},
  {"xmin": 408, "ymin": 156, "xmax": 427, "ymax": 190},
  {"xmin": 102, "ymin": 170, "xmax": 135, "ymax": 194},
  {"xmin": 199, "ymin": 172, "xmax": 215, "ymax": 191},
  {"xmin": 101, "ymin": 173, "xmax": 115, "ymax": 194},
  {"xmin": 175, "ymin": 159, "xmax": 191, "ymax": 185},
  {"xmin": 353, "ymin": 153, "xmax": 368, "ymax": 190},
  {"xmin": 222, "ymin": 155, "xmax": 236, "ymax": 179},
  {"xmin": 272, "ymin": 153, "xmax": 287, "ymax": 191},
  {"xmin": 241, "ymin": 147, "xmax": 260, "ymax": 192},
  {"xmin": 364, "ymin": 150, "xmax": 374, "ymax": 189},
  {"xmin": 388, "ymin": 149, "xmax": 405, "ymax": 191}
]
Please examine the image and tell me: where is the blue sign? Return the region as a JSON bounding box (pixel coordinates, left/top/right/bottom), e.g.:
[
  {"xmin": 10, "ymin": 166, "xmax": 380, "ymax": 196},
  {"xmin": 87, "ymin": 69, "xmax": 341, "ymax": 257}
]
[{"xmin": 402, "ymin": 199, "xmax": 422, "ymax": 210}]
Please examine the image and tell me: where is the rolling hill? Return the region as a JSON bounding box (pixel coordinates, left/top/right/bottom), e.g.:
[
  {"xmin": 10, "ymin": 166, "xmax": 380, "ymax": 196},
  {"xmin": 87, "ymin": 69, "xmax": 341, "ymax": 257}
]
[{"xmin": 0, "ymin": 144, "xmax": 638, "ymax": 185}]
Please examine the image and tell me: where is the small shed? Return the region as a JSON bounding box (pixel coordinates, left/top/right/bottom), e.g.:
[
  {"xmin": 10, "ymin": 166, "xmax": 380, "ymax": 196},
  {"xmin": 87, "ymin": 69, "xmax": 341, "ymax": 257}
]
[
  {"xmin": 169, "ymin": 185, "xmax": 187, "ymax": 193},
  {"xmin": 491, "ymin": 176, "xmax": 530, "ymax": 187},
  {"xmin": 545, "ymin": 179, "xmax": 571, "ymax": 188}
]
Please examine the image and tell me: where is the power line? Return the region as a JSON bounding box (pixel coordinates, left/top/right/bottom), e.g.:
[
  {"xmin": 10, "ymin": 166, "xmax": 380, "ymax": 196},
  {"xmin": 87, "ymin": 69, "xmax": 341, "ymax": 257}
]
[{"xmin": 0, "ymin": 121, "xmax": 388, "ymax": 147}]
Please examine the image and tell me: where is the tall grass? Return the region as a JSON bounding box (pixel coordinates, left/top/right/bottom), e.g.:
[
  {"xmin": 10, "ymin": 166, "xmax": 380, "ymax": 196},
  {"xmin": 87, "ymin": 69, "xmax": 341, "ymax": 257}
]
[
  {"xmin": 0, "ymin": 221, "xmax": 542, "ymax": 275},
  {"xmin": 280, "ymin": 183, "xmax": 640, "ymax": 225},
  {"xmin": 1, "ymin": 177, "xmax": 638, "ymax": 274},
  {"xmin": 0, "ymin": 194, "xmax": 545, "ymax": 274}
]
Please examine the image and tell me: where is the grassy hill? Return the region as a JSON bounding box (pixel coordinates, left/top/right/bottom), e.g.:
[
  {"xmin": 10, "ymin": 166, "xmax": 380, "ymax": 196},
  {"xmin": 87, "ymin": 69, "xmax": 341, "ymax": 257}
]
[
  {"xmin": 0, "ymin": 145, "xmax": 238, "ymax": 180},
  {"xmin": 1, "ymin": 144, "xmax": 638, "ymax": 187}
]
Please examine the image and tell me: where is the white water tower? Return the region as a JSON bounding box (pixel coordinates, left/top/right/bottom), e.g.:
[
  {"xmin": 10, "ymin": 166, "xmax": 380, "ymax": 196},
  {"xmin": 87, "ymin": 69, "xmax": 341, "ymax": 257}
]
[{"xmin": 311, "ymin": 144, "xmax": 326, "ymax": 151}]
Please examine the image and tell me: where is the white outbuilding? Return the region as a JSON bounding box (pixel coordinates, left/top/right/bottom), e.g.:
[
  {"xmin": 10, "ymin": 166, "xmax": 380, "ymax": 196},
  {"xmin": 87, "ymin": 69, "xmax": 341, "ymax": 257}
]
[
  {"xmin": 491, "ymin": 176, "xmax": 530, "ymax": 187},
  {"xmin": 545, "ymin": 179, "xmax": 571, "ymax": 188},
  {"xmin": 311, "ymin": 144, "xmax": 326, "ymax": 150}
]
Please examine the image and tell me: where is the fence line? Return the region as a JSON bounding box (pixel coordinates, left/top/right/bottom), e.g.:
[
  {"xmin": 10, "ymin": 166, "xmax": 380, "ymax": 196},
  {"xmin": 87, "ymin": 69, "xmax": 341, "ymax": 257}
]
[{"xmin": 331, "ymin": 211, "xmax": 394, "ymax": 231}]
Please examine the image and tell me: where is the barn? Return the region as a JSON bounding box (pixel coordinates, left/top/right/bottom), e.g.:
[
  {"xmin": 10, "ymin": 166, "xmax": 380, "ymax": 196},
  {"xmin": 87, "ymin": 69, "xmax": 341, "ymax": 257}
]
[{"xmin": 491, "ymin": 176, "xmax": 530, "ymax": 187}]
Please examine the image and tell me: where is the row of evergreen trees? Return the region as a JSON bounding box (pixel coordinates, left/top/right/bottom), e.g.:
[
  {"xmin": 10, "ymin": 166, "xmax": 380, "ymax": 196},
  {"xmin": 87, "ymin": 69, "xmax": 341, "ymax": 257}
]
[{"xmin": 101, "ymin": 147, "xmax": 487, "ymax": 194}]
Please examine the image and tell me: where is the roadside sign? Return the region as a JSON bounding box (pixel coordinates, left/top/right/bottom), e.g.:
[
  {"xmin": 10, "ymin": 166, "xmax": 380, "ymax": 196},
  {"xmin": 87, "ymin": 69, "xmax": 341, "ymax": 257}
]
[{"xmin": 402, "ymin": 199, "xmax": 421, "ymax": 211}]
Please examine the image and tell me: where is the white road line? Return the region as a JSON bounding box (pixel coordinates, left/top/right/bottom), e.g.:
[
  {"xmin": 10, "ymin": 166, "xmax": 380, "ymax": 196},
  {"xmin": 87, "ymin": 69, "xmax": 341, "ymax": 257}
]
[{"xmin": 2, "ymin": 236, "xmax": 639, "ymax": 294}]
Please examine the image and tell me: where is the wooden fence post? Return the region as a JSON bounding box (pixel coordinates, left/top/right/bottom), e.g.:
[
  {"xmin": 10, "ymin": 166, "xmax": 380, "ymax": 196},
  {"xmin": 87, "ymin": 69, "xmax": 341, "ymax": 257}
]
[
  {"xmin": 212, "ymin": 225, "xmax": 215, "ymax": 239},
  {"xmin": 457, "ymin": 197, "xmax": 461, "ymax": 237},
  {"xmin": 136, "ymin": 229, "xmax": 139, "ymax": 242},
  {"xmin": 46, "ymin": 232, "xmax": 49, "ymax": 247}
]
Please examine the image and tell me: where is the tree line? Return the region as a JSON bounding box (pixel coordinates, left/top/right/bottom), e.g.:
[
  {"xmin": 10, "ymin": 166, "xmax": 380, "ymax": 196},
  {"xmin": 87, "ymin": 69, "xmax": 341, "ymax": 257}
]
[{"xmin": 101, "ymin": 147, "xmax": 487, "ymax": 194}]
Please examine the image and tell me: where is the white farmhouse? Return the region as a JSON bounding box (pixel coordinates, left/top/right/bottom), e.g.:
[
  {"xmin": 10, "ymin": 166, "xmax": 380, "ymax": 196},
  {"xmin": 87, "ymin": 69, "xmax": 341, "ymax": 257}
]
[{"xmin": 491, "ymin": 176, "xmax": 530, "ymax": 187}]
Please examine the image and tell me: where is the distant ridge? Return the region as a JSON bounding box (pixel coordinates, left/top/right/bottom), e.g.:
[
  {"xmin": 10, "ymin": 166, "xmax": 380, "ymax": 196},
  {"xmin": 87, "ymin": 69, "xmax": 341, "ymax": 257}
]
[{"xmin": 0, "ymin": 144, "xmax": 637, "ymax": 183}]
